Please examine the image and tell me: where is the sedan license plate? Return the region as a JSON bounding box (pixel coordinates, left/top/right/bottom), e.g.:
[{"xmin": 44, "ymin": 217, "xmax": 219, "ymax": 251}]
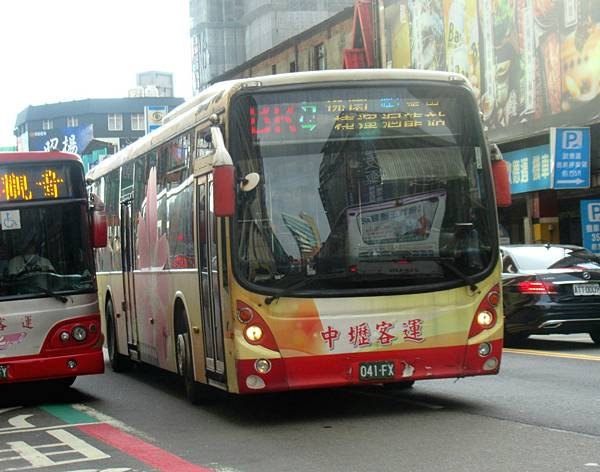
[
  {"xmin": 0, "ymin": 365, "xmax": 8, "ymax": 380},
  {"xmin": 359, "ymin": 361, "xmax": 395, "ymax": 380},
  {"xmin": 573, "ymin": 283, "xmax": 600, "ymax": 296}
]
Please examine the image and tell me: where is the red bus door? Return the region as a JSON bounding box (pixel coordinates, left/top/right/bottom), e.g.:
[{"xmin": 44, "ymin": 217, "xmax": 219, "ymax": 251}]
[
  {"xmin": 196, "ymin": 176, "xmax": 226, "ymax": 383},
  {"xmin": 120, "ymin": 200, "xmax": 139, "ymax": 358}
]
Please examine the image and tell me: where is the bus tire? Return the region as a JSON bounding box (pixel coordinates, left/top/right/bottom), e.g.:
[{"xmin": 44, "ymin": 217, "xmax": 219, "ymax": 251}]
[
  {"xmin": 106, "ymin": 298, "xmax": 130, "ymax": 372},
  {"xmin": 175, "ymin": 311, "xmax": 210, "ymax": 404}
]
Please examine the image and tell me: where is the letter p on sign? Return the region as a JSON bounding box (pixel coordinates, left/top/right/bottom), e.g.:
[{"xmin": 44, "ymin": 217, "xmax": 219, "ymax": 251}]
[
  {"xmin": 588, "ymin": 203, "xmax": 600, "ymax": 222},
  {"xmin": 563, "ymin": 130, "xmax": 582, "ymax": 149}
]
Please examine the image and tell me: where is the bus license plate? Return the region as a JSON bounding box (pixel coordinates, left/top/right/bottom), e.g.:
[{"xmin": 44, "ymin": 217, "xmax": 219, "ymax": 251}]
[
  {"xmin": 573, "ymin": 283, "xmax": 600, "ymax": 296},
  {"xmin": 0, "ymin": 365, "xmax": 8, "ymax": 379},
  {"xmin": 359, "ymin": 361, "xmax": 395, "ymax": 380}
]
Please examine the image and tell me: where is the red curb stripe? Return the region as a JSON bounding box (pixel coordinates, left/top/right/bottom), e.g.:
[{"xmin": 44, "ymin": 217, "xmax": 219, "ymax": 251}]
[{"xmin": 78, "ymin": 423, "xmax": 213, "ymax": 472}]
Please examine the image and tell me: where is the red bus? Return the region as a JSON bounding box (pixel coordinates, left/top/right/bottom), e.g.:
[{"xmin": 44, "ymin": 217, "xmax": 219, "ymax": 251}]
[{"xmin": 0, "ymin": 151, "xmax": 107, "ymax": 387}]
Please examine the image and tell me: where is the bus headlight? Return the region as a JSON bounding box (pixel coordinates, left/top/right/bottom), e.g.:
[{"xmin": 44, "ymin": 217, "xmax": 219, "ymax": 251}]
[
  {"xmin": 72, "ymin": 326, "xmax": 88, "ymax": 342},
  {"xmin": 477, "ymin": 311, "xmax": 494, "ymax": 328},
  {"xmin": 245, "ymin": 325, "xmax": 263, "ymax": 342}
]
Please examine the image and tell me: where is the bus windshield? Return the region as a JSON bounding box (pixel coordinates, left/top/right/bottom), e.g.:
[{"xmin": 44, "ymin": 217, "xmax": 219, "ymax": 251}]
[
  {"xmin": 0, "ymin": 202, "xmax": 95, "ymax": 299},
  {"xmin": 230, "ymin": 83, "xmax": 497, "ymax": 293}
]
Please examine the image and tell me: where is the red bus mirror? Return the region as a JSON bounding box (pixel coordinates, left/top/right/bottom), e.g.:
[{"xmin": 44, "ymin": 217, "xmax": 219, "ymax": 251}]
[
  {"xmin": 213, "ymin": 165, "xmax": 235, "ymax": 217},
  {"xmin": 490, "ymin": 145, "xmax": 511, "ymax": 208},
  {"xmin": 492, "ymin": 159, "xmax": 511, "ymax": 207},
  {"xmin": 90, "ymin": 193, "xmax": 108, "ymax": 248},
  {"xmin": 211, "ymin": 126, "xmax": 235, "ymax": 217}
]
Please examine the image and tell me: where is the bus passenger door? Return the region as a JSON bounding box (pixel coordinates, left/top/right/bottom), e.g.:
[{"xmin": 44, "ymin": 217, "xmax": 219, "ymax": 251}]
[
  {"xmin": 120, "ymin": 200, "xmax": 139, "ymax": 354},
  {"xmin": 196, "ymin": 176, "xmax": 226, "ymax": 383}
]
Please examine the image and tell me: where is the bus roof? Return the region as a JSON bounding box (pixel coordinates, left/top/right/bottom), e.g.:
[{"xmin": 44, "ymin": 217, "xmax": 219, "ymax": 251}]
[
  {"xmin": 87, "ymin": 68, "xmax": 469, "ymax": 182},
  {"xmin": 0, "ymin": 151, "xmax": 82, "ymax": 164}
]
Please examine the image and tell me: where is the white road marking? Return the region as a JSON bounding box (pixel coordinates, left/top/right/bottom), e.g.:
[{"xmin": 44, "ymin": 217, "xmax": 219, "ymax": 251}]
[
  {"xmin": 0, "ymin": 408, "xmax": 22, "ymax": 415},
  {"xmin": 2, "ymin": 429, "xmax": 109, "ymax": 470}
]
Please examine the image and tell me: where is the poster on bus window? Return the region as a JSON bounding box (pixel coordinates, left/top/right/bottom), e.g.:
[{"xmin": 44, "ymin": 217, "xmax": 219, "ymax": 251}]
[
  {"xmin": 382, "ymin": 0, "xmax": 600, "ymax": 143},
  {"xmin": 346, "ymin": 191, "xmax": 446, "ymax": 276}
]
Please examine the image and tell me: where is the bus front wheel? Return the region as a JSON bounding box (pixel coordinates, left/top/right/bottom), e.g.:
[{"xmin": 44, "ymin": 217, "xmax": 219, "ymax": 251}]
[
  {"xmin": 106, "ymin": 299, "xmax": 130, "ymax": 372},
  {"xmin": 175, "ymin": 312, "xmax": 211, "ymax": 404}
]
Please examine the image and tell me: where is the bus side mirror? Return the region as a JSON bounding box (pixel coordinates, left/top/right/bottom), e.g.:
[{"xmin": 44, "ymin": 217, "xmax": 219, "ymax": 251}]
[
  {"xmin": 213, "ymin": 166, "xmax": 235, "ymax": 217},
  {"xmin": 211, "ymin": 126, "xmax": 235, "ymax": 217},
  {"xmin": 90, "ymin": 193, "xmax": 108, "ymax": 248},
  {"xmin": 490, "ymin": 145, "xmax": 511, "ymax": 208}
]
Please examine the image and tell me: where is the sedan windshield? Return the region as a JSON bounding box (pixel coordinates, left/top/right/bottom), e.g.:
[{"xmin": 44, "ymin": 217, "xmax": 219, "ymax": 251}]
[
  {"xmin": 230, "ymin": 83, "xmax": 497, "ymax": 293},
  {"xmin": 0, "ymin": 202, "xmax": 95, "ymax": 299}
]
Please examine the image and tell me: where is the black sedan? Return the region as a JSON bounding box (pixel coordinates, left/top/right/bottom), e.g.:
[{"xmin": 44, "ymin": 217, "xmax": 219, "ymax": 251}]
[{"xmin": 501, "ymin": 244, "xmax": 600, "ymax": 345}]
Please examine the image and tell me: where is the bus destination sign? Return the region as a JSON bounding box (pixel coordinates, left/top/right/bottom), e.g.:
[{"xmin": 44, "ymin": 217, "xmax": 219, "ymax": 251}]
[
  {"xmin": 0, "ymin": 166, "xmax": 70, "ymax": 202},
  {"xmin": 249, "ymin": 97, "xmax": 453, "ymax": 141}
]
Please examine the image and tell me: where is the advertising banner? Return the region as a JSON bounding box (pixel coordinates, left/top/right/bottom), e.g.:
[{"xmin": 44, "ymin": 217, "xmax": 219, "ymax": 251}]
[{"xmin": 383, "ymin": 0, "xmax": 600, "ymax": 143}]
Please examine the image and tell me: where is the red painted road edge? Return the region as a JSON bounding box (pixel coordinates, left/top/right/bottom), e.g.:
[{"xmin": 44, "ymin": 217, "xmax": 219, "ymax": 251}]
[{"xmin": 79, "ymin": 423, "xmax": 213, "ymax": 472}]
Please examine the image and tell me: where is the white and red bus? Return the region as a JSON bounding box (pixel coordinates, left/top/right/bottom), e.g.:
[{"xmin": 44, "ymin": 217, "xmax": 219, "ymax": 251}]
[
  {"xmin": 87, "ymin": 69, "xmax": 508, "ymax": 403},
  {"xmin": 0, "ymin": 151, "xmax": 106, "ymax": 387}
]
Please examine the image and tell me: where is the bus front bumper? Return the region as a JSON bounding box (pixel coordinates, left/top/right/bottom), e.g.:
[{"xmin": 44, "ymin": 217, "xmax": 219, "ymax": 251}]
[
  {"xmin": 0, "ymin": 349, "xmax": 105, "ymax": 384},
  {"xmin": 236, "ymin": 339, "xmax": 502, "ymax": 394}
]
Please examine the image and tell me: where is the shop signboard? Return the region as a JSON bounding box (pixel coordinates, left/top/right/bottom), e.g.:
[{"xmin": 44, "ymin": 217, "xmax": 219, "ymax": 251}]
[
  {"xmin": 382, "ymin": 0, "xmax": 600, "ymax": 144},
  {"xmin": 551, "ymin": 127, "xmax": 590, "ymax": 189},
  {"xmin": 580, "ymin": 200, "xmax": 600, "ymax": 255},
  {"xmin": 145, "ymin": 105, "xmax": 168, "ymax": 134},
  {"xmin": 503, "ymin": 144, "xmax": 552, "ymax": 194},
  {"xmin": 28, "ymin": 125, "xmax": 94, "ymax": 154}
]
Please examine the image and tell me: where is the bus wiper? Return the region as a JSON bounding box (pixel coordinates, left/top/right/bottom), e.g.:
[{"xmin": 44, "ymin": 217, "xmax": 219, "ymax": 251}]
[
  {"xmin": 31, "ymin": 285, "xmax": 69, "ymax": 303},
  {"xmin": 264, "ymin": 272, "xmax": 350, "ymax": 305},
  {"xmin": 401, "ymin": 256, "xmax": 478, "ymax": 292}
]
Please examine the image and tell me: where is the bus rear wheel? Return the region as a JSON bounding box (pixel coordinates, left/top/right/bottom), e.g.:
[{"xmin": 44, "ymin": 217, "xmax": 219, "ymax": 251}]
[
  {"xmin": 106, "ymin": 299, "xmax": 130, "ymax": 372},
  {"xmin": 175, "ymin": 311, "xmax": 212, "ymax": 404}
]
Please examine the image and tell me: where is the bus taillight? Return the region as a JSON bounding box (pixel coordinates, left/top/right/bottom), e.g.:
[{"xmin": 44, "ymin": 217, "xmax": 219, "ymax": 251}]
[
  {"xmin": 468, "ymin": 285, "xmax": 500, "ymax": 338},
  {"xmin": 43, "ymin": 315, "xmax": 102, "ymax": 352},
  {"xmin": 236, "ymin": 301, "xmax": 279, "ymax": 351}
]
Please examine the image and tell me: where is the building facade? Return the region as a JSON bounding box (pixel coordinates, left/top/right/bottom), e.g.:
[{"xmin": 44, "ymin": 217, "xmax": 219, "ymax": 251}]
[
  {"xmin": 189, "ymin": 0, "xmax": 354, "ymax": 92},
  {"xmin": 14, "ymin": 97, "xmax": 184, "ymax": 171}
]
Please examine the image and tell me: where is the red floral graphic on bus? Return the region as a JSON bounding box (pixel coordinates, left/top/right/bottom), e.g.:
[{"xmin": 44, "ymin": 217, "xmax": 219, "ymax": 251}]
[
  {"xmin": 0, "ymin": 332, "xmax": 26, "ymax": 350},
  {"xmin": 135, "ymin": 167, "xmax": 171, "ymax": 367},
  {"xmin": 137, "ymin": 167, "xmax": 169, "ymax": 271}
]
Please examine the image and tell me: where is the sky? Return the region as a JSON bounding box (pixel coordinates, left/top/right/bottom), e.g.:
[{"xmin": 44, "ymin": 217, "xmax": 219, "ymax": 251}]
[{"xmin": 0, "ymin": 0, "xmax": 193, "ymax": 147}]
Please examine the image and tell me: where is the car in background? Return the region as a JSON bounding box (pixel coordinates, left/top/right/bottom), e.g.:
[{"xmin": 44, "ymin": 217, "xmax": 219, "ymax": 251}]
[{"xmin": 501, "ymin": 244, "xmax": 600, "ymax": 345}]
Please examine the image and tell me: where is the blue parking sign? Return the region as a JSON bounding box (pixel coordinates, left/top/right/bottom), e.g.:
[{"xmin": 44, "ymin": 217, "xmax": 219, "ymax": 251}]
[
  {"xmin": 552, "ymin": 127, "xmax": 590, "ymax": 189},
  {"xmin": 581, "ymin": 200, "xmax": 600, "ymax": 255}
]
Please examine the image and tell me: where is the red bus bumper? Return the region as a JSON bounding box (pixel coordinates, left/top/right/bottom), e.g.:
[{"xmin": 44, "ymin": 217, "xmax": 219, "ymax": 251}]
[
  {"xmin": 236, "ymin": 339, "xmax": 502, "ymax": 394},
  {"xmin": 0, "ymin": 349, "xmax": 105, "ymax": 384}
]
